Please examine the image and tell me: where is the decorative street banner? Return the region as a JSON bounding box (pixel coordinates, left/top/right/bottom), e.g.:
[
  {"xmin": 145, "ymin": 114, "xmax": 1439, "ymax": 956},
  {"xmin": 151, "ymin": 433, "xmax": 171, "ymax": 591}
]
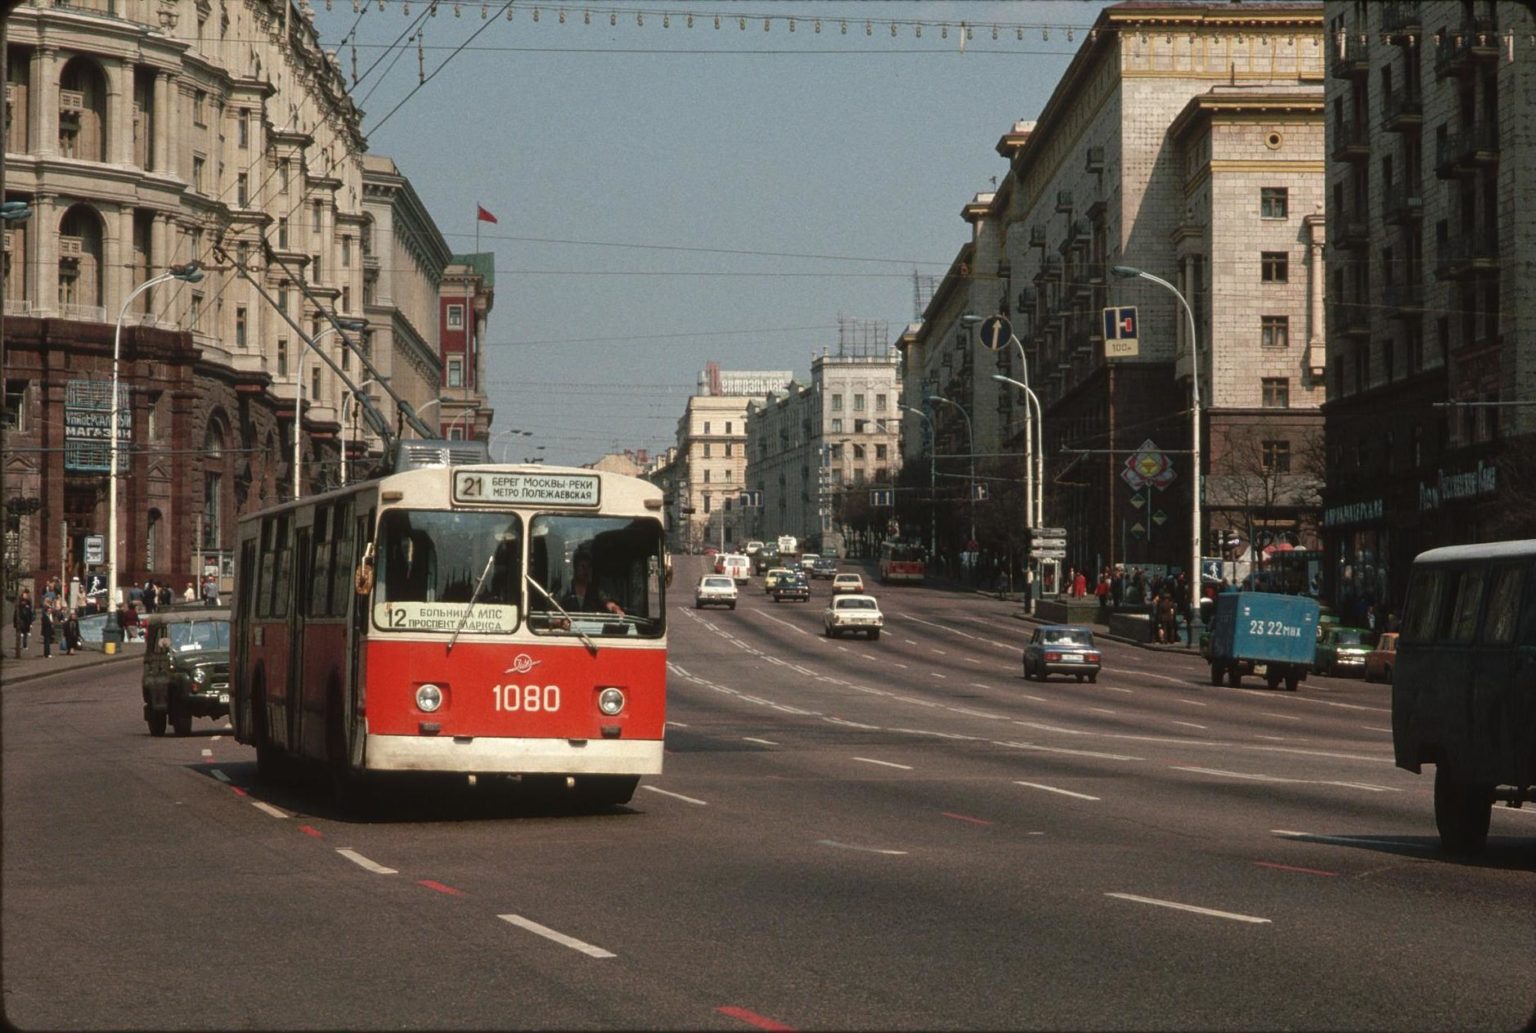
[
  {"xmin": 64, "ymin": 380, "xmax": 129, "ymax": 473},
  {"xmin": 1121, "ymin": 438, "xmax": 1177, "ymax": 491}
]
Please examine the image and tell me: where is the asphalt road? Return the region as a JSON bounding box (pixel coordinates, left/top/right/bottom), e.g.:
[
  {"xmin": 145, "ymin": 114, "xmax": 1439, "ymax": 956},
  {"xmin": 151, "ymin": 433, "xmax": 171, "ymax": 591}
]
[{"xmin": 4, "ymin": 555, "xmax": 1532, "ymax": 1031}]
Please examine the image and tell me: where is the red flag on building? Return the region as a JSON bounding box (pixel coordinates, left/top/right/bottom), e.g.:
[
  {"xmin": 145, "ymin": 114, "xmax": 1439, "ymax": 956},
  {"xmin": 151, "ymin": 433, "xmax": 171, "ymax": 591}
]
[{"xmin": 476, "ymin": 205, "xmax": 498, "ymax": 224}]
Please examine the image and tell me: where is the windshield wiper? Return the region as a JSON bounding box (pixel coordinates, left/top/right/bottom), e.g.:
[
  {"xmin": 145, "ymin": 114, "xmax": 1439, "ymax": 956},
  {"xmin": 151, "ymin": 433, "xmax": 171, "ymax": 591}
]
[
  {"xmin": 447, "ymin": 553, "xmax": 498, "ymax": 655},
  {"xmin": 524, "ymin": 573, "xmax": 598, "ymax": 655}
]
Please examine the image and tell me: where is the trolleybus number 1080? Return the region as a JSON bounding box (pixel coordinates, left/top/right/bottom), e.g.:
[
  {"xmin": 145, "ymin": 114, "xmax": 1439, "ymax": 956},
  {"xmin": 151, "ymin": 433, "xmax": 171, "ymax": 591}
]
[
  {"xmin": 492, "ymin": 684, "xmax": 562, "ymax": 713},
  {"xmin": 1248, "ymin": 619, "xmax": 1302, "ymax": 638}
]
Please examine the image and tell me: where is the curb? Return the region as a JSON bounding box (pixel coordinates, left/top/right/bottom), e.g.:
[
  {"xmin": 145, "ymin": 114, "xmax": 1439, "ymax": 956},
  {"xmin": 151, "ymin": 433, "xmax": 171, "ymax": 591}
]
[{"xmin": 1, "ymin": 651, "xmax": 136, "ymax": 687}]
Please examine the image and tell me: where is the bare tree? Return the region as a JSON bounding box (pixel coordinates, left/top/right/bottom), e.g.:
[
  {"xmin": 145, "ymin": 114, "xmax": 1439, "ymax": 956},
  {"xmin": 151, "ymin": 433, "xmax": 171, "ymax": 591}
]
[{"xmin": 1208, "ymin": 422, "xmax": 1324, "ymax": 579}]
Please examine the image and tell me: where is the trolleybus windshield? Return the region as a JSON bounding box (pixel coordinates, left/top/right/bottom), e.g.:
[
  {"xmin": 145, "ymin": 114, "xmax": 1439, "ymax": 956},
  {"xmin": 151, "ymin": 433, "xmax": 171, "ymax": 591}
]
[
  {"xmin": 373, "ymin": 509, "xmax": 523, "ymax": 634},
  {"xmin": 528, "ymin": 514, "xmax": 666, "ymax": 638}
]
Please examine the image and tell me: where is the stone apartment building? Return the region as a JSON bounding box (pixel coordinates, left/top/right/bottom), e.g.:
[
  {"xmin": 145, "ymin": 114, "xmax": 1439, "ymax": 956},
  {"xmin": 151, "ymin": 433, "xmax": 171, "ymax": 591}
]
[
  {"xmin": 0, "ymin": 0, "xmax": 480, "ymax": 596},
  {"xmin": 1319, "ymin": 0, "xmax": 1535, "ymax": 619},
  {"xmin": 746, "ymin": 346, "xmax": 902, "ymax": 558},
  {"xmin": 901, "ymin": 1, "xmax": 1328, "ymax": 581}
]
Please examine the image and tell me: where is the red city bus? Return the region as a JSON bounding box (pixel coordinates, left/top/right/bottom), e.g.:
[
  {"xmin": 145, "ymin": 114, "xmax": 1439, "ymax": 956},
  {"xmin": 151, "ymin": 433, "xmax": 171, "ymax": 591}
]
[
  {"xmin": 229, "ymin": 456, "xmax": 669, "ymax": 808},
  {"xmin": 879, "ymin": 540, "xmax": 927, "ymax": 584}
]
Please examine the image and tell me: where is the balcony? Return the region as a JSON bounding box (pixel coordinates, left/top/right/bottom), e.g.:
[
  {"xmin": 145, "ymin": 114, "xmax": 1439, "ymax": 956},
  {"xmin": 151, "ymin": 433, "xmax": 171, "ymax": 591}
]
[
  {"xmin": 1329, "ymin": 207, "xmax": 1369, "ymax": 250},
  {"xmin": 1029, "ymin": 224, "xmax": 1047, "ymax": 249},
  {"xmin": 1434, "ymin": 235, "xmax": 1500, "ymax": 280},
  {"xmin": 1055, "ymin": 190, "xmax": 1073, "ymax": 213},
  {"xmin": 1384, "ymin": 282, "xmax": 1427, "ymax": 317},
  {"xmin": 1041, "ymin": 254, "xmax": 1063, "ymax": 280},
  {"xmin": 1085, "ymin": 146, "xmax": 1105, "ymax": 173},
  {"xmin": 1329, "ymin": 37, "xmax": 1369, "ymax": 79},
  {"xmin": 1380, "ymin": 2, "xmax": 1421, "ymax": 38},
  {"xmin": 1059, "ymin": 218, "xmax": 1092, "ymax": 256},
  {"xmin": 1435, "ymin": 18, "xmax": 1501, "ymax": 77},
  {"xmin": 58, "ymin": 88, "xmax": 84, "ymax": 115},
  {"xmin": 1330, "ymin": 301, "xmax": 1373, "ymax": 339},
  {"xmin": 1331, "ymin": 120, "xmax": 1372, "ymax": 163},
  {"xmin": 1016, "ymin": 287, "xmax": 1035, "ymax": 314},
  {"xmin": 1384, "ymin": 188, "xmax": 1424, "ymax": 226},
  {"xmin": 1381, "ymin": 83, "xmax": 1422, "ymax": 132},
  {"xmin": 1435, "ymin": 121, "xmax": 1499, "ymax": 177}
]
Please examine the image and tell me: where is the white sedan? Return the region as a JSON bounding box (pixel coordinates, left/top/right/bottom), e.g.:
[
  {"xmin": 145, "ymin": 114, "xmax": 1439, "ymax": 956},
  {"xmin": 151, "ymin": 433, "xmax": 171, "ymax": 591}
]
[
  {"xmin": 831, "ymin": 572, "xmax": 864, "ymax": 594},
  {"xmin": 823, "ymin": 594, "xmax": 883, "ymax": 640},
  {"xmin": 694, "ymin": 574, "xmax": 738, "ymax": 610}
]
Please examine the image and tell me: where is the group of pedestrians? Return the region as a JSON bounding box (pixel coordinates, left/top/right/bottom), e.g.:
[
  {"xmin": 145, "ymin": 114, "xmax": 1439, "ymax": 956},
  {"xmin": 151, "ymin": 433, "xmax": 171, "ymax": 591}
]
[{"xmin": 10, "ymin": 580, "xmax": 82, "ymax": 659}]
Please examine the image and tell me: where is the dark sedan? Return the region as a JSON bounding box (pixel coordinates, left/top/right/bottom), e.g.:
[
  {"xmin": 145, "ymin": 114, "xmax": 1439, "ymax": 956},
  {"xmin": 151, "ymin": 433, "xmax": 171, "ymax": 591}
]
[
  {"xmin": 1023, "ymin": 624, "xmax": 1102, "ymax": 683},
  {"xmin": 770, "ymin": 572, "xmax": 811, "ymax": 603}
]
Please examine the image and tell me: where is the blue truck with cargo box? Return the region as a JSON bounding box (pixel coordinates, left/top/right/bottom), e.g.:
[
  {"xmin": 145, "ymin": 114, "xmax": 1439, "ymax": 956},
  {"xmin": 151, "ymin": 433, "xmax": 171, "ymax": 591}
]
[{"xmin": 1206, "ymin": 592, "xmax": 1320, "ymax": 691}]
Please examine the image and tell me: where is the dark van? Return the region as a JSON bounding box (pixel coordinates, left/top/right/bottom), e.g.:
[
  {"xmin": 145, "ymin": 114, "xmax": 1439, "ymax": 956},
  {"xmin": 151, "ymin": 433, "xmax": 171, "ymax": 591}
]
[{"xmin": 1391, "ymin": 540, "xmax": 1536, "ymax": 854}]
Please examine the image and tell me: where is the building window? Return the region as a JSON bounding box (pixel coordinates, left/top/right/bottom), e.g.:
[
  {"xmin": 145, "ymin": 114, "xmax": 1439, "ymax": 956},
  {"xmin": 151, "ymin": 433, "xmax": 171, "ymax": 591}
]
[
  {"xmin": 311, "ymin": 367, "xmax": 321, "ymax": 403},
  {"xmin": 278, "ymin": 218, "xmax": 288, "ymax": 250},
  {"xmin": 146, "ymin": 509, "xmax": 161, "ymax": 570},
  {"xmin": 726, "ymin": 421, "xmax": 733, "ymax": 434},
  {"xmin": 447, "ymin": 358, "xmax": 463, "ymax": 388},
  {"xmin": 1261, "ymin": 187, "xmax": 1288, "ymax": 219},
  {"xmin": 1261, "ymin": 252, "xmax": 1289, "ymax": 283},
  {"xmin": 312, "ymin": 202, "xmax": 323, "ymax": 233},
  {"xmin": 831, "ymin": 418, "xmax": 842, "ymax": 433},
  {"xmin": 724, "ymin": 442, "xmax": 733, "ymax": 457},
  {"xmin": 279, "ymin": 159, "xmax": 290, "ymax": 195},
  {"xmin": 191, "ymin": 155, "xmax": 205, "ymax": 193},
  {"xmin": 3, "ymin": 380, "xmax": 26, "ymax": 430},
  {"xmin": 277, "ymin": 339, "xmax": 289, "ymax": 377},
  {"xmin": 876, "ymin": 393, "xmax": 888, "ymax": 411},
  {"xmin": 831, "ymin": 394, "xmax": 843, "ymax": 411},
  {"xmin": 854, "ymin": 393, "xmax": 866, "ymax": 411},
  {"xmin": 703, "ymin": 422, "xmax": 710, "ymax": 434},
  {"xmin": 1261, "ymin": 316, "xmax": 1289, "ymax": 349},
  {"xmin": 237, "ymin": 109, "xmax": 248, "ymax": 148},
  {"xmin": 703, "ymin": 495, "xmax": 711, "ymax": 513},
  {"xmin": 725, "ymin": 470, "xmax": 733, "ymax": 482},
  {"xmin": 876, "ymin": 444, "xmax": 888, "ymax": 461},
  {"xmin": 703, "ymin": 469, "xmax": 711, "ymax": 483},
  {"xmin": 1381, "ymin": 339, "xmax": 1395, "ymax": 383},
  {"xmin": 1261, "ymin": 377, "xmax": 1290, "ymax": 408},
  {"xmin": 237, "ymin": 173, "xmax": 248, "ymax": 207},
  {"xmin": 1261, "ymin": 440, "xmax": 1292, "ymax": 474},
  {"xmin": 235, "ymin": 307, "xmax": 247, "ymax": 349},
  {"xmin": 703, "ymin": 443, "xmax": 712, "ymax": 458},
  {"xmin": 447, "ymin": 305, "xmax": 464, "ymax": 330},
  {"xmin": 193, "ymin": 90, "xmax": 206, "ymax": 127},
  {"xmin": 341, "ymin": 236, "xmax": 351, "ymax": 267}
]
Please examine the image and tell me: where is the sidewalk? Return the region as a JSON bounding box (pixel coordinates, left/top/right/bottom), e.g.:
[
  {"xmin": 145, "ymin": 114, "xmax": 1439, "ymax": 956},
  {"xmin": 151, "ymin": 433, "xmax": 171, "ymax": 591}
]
[
  {"xmin": 972, "ymin": 587, "xmax": 1202, "ymax": 657},
  {"xmin": 0, "ymin": 622, "xmax": 139, "ymax": 686}
]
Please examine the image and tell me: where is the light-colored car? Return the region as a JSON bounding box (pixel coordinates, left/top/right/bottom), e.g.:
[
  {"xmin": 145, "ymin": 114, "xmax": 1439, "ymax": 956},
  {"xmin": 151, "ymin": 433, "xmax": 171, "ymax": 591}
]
[
  {"xmin": 823, "ymin": 593, "xmax": 883, "ymax": 640},
  {"xmin": 799, "ymin": 553, "xmax": 821, "ymax": 572},
  {"xmin": 695, "ymin": 574, "xmax": 738, "ymax": 610},
  {"xmin": 763, "ymin": 567, "xmax": 795, "ymax": 594},
  {"xmin": 1023, "ymin": 624, "xmax": 1101, "ymax": 683},
  {"xmin": 831, "ymin": 572, "xmax": 864, "ymax": 594},
  {"xmin": 1364, "ymin": 631, "xmax": 1398, "ymax": 683},
  {"xmin": 714, "ymin": 553, "xmax": 752, "ymax": 582}
]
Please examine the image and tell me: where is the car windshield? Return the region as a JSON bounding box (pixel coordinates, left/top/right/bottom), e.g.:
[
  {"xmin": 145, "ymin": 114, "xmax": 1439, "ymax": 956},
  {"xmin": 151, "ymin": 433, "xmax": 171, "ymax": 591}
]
[
  {"xmin": 168, "ymin": 620, "xmax": 230, "ymax": 651},
  {"xmin": 1335, "ymin": 630, "xmax": 1365, "ymax": 645},
  {"xmin": 838, "ymin": 598, "xmax": 877, "ymax": 610}
]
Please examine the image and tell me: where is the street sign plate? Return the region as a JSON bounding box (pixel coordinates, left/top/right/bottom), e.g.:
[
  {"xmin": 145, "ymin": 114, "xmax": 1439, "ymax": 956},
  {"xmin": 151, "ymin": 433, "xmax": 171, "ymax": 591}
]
[
  {"xmin": 1102, "ymin": 305, "xmax": 1139, "ymax": 359},
  {"xmin": 978, "ymin": 316, "xmax": 1012, "ymax": 352},
  {"xmin": 84, "ymin": 534, "xmax": 104, "ymax": 565}
]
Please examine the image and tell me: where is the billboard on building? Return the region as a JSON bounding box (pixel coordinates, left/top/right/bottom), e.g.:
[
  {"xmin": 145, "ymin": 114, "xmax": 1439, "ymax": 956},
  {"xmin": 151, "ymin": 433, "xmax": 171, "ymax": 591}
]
[{"xmin": 64, "ymin": 380, "xmax": 130, "ymax": 473}]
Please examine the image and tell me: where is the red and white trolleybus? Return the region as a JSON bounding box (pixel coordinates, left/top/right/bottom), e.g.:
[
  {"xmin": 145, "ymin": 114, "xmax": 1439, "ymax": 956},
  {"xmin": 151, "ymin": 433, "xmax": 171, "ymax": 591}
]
[
  {"xmin": 229, "ymin": 451, "xmax": 669, "ymax": 807},
  {"xmin": 878, "ymin": 540, "xmax": 927, "ymax": 584}
]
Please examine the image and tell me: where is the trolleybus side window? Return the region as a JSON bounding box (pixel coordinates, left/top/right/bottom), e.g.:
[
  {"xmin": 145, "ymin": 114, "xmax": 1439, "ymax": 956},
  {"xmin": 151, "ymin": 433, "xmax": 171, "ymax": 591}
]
[
  {"xmin": 271, "ymin": 512, "xmax": 293, "ymax": 618},
  {"xmin": 1400, "ymin": 569, "xmax": 1445, "ymax": 643},
  {"xmin": 329, "ymin": 499, "xmax": 355, "ymax": 619},
  {"xmin": 309, "ymin": 505, "xmax": 332, "ymax": 617},
  {"xmin": 1446, "ymin": 568, "xmax": 1485, "ymax": 642},
  {"xmin": 372, "ymin": 509, "xmax": 522, "ymax": 633},
  {"xmin": 257, "ymin": 517, "xmax": 277, "ymax": 619}
]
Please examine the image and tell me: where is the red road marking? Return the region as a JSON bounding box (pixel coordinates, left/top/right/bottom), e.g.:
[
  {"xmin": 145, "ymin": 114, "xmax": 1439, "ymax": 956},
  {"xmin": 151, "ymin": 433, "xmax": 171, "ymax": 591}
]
[
  {"xmin": 231, "ymin": 786, "xmax": 248, "ymax": 797},
  {"xmin": 299, "ymin": 825, "xmax": 323, "ymax": 838},
  {"xmin": 418, "ymin": 880, "xmax": 464, "ymax": 896},
  {"xmin": 943, "ymin": 812, "xmax": 993, "ymax": 826},
  {"xmin": 717, "ymin": 1006, "xmax": 795, "ymax": 1031},
  {"xmin": 1255, "ymin": 861, "xmax": 1338, "ymax": 877}
]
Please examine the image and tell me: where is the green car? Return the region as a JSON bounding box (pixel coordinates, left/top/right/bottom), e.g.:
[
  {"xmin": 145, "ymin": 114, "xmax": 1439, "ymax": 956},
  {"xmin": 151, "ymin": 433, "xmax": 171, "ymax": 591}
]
[
  {"xmin": 142, "ymin": 609, "xmax": 232, "ymax": 736},
  {"xmin": 1314, "ymin": 626, "xmax": 1373, "ymax": 677}
]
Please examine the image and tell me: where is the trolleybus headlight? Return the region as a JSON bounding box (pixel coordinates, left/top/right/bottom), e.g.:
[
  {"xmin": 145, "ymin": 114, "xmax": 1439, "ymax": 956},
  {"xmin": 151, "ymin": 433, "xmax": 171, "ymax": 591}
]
[
  {"xmin": 597, "ymin": 688, "xmax": 626, "ymax": 716},
  {"xmin": 416, "ymin": 683, "xmax": 444, "ymax": 712}
]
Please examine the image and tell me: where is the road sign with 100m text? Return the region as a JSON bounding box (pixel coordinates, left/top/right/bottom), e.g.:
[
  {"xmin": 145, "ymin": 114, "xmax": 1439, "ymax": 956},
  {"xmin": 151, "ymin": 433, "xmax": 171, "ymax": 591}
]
[{"xmin": 1102, "ymin": 306, "xmax": 1139, "ymax": 359}]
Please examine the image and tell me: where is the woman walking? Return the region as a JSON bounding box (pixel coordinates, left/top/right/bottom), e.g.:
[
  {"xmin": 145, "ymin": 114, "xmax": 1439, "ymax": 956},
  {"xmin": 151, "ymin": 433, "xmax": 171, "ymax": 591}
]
[{"xmin": 38, "ymin": 603, "xmax": 55, "ymax": 659}]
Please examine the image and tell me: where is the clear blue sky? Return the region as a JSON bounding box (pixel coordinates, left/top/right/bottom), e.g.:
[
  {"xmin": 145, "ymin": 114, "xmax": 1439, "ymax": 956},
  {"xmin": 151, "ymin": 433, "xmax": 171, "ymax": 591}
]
[{"xmin": 312, "ymin": 0, "xmax": 1111, "ymax": 467}]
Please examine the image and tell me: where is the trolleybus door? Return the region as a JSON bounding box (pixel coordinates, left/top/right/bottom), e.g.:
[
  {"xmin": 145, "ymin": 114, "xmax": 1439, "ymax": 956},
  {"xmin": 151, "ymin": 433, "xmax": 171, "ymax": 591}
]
[{"xmin": 288, "ymin": 524, "xmax": 312, "ymax": 755}]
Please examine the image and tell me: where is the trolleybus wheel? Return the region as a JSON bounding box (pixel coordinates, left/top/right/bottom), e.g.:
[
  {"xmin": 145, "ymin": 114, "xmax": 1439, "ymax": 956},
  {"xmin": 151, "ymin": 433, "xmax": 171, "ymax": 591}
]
[
  {"xmin": 574, "ymin": 775, "xmax": 639, "ymax": 807},
  {"xmin": 1434, "ymin": 767, "xmax": 1494, "ymax": 855}
]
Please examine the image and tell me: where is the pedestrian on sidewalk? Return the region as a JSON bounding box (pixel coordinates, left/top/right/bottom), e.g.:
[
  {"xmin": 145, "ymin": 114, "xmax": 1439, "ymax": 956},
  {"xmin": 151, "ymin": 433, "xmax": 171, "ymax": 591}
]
[
  {"xmin": 63, "ymin": 609, "xmax": 81, "ymax": 655},
  {"xmin": 38, "ymin": 603, "xmax": 54, "ymax": 659},
  {"xmin": 13, "ymin": 589, "xmax": 35, "ymax": 657}
]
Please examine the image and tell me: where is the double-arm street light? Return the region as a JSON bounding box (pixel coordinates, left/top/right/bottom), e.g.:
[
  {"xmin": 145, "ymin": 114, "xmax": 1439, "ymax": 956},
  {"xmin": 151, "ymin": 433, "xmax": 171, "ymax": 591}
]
[
  {"xmin": 963, "ymin": 314, "xmax": 1045, "ymax": 531},
  {"xmin": 107, "ymin": 261, "xmax": 202, "ymax": 646},
  {"xmin": 341, "ymin": 373, "xmax": 388, "ymax": 486},
  {"xmin": 925, "ymin": 395, "xmax": 975, "ymax": 547},
  {"xmin": 1112, "ymin": 264, "xmax": 1203, "ymax": 644},
  {"xmin": 294, "ymin": 318, "xmax": 367, "ymax": 499},
  {"xmin": 490, "ymin": 427, "xmax": 533, "ymax": 462}
]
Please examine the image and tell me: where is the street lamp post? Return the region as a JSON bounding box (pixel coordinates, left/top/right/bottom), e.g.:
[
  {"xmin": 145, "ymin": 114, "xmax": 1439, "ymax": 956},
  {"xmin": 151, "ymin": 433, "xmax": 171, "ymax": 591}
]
[
  {"xmin": 926, "ymin": 395, "xmax": 975, "ymax": 548},
  {"xmin": 898, "ymin": 404, "xmax": 936, "ymax": 560},
  {"xmin": 413, "ymin": 396, "xmax": 447, "ymax": 436},
  {"xmin": 107, "ymin": 261, "xmax": 202, "ymax": 649},
  {"xmin": 992, "ymin": 373, "xmax": 1045, "ymax": 613},
  {"xmin": 1112, "ymin": 264, "xmax": 1203, "ymax": 644},
  {"xmin": 444, "ymin": 407, "xmax": 476, "ymax": 440},
  {"xmin": 342, "ymin": 371, "xmax": 387, "ymax": 486},
  {"xmin": 293, "ymin": 319, "xmax": 366, "ymax": 499}
]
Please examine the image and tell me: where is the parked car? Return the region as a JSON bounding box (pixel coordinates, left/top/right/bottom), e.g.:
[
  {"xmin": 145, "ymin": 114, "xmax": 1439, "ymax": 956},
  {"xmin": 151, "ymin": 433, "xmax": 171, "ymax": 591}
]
[
  {"xmin": 695, "ymin": 574, "xmax": 738, "ymax": 610},
  {"xmin": 1365, "ymin": 631, "xmax": 1399, "ymax": 683},
  {"xmin": 823, "ymin": 593, "xmax": 883, "ymax": 639},
  {"xmin": 1315, "ymin": 626, "xmax": 1373, "ymax": 677},
  {"xmin": 811, "ymin": 556, "xmax": 839, "ymax": 580},
  {"xmin": 1023, "ymin": 625, "xmax": 1101, "ymax": 683},
  {"xmin": 763, "ymin": 567, "xmax": 795, "ymax": 593},
  {"xmin": 141, "ymin": 609, "xmax": 232, "ymax": 737},
  {"xmin": 831, "ymin": 572, "xmax": 864, "ymax": 594},
  {"xmin": 771, "ymin": 571, "xmax": 811, "ymax": 603}
]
